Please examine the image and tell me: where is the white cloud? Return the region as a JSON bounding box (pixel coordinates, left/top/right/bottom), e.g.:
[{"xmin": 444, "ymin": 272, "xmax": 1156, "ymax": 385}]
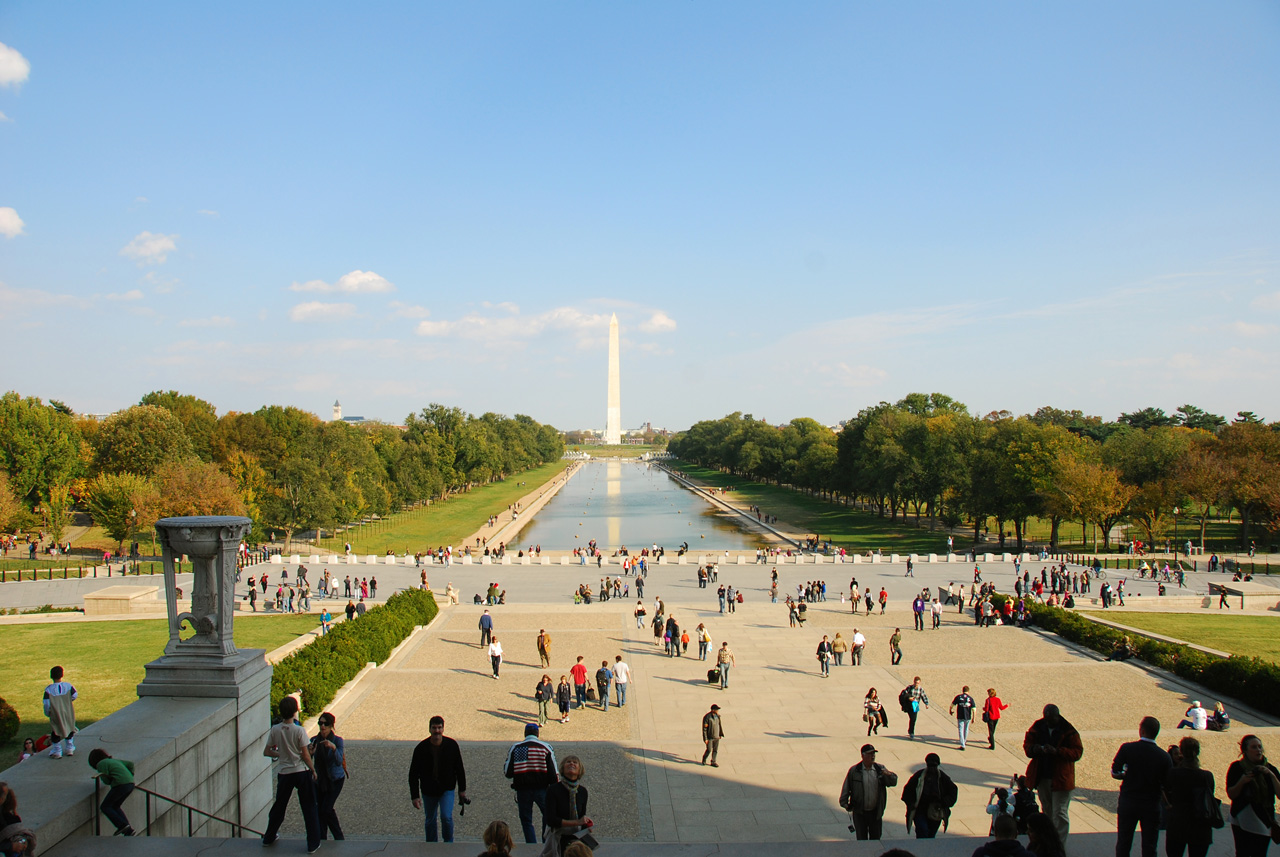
[
  {"xmin": 0, "ymin": 282, "xmax": 90, "ymax": 313},
  {"xmin": 290, "ymin": 301, "xmax": 356, "ymax": 322},
  {"xmin": 134, "ymin": 196, "xmax": 149, "ymax": 204},
  {"xmin": 105, "ymin": 289, "xmax": 144, "ymax": 301},
  {"xmin": 142, "ymin": 271, "xmax": 179, "ymax": 293},
  {"xmin": 197, "ymin": 209, "xmax": 219, "ymax": 217},
  {"xmin": 815, "ymin": 361, "xmax": 888, "ymax": 388},
  {"xmin": 639, "ymin": 311, "xmax": 677, "ymax": 333},
  {"xmin": 415, "ymin": 306, "xmax": 608, "ymax": 340},
  {"xmin": 482, "ymin": 301, "xmax": 520, "ymax": 314},
  {"xmin": 0, "ymin": 111, "xmax": 10, "ymax": 122},
  {"xmin": 389, "ymin": 301, "xmax": 430, "ymax": 319},
  {"xmin": 0, "ymin": 207, "xmax": 25, "ymax": 238},
  {"xmin": 1251, "ymin": 292, "xmax": 1280, "ymax": 312},
  {"xmin": 290, "ymin": 269, "xmax": 395, "ymax": 294},
  {"xmin": 0, "ymin": 42, "xmax": 30, "ymax": 88},
  {"xmin": 1232, "ymin": 321, "xmax": 1277, "ymax": 338},
  {"xmin": 179, "ymin": 316, "xmax": 234, "ymax": 328},
  {"xmin": 120, "ymin": 231, "xmax": 178, "ymax": 265}
]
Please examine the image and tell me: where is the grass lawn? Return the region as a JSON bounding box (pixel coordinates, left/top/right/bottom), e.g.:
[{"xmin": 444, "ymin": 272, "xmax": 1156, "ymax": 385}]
[
  {"xmin": 1078, "ymin": 611, "xmax": 1280, "ymax": 662},
  {"xmin": 670, "ymin": 462, "xmax": 951, "ymax": 553},
  {"xmin": 0, "ymin": 614, "xmax": 321, "ymax": 750},
  {"xmin": 315, "ymin": 460, "xmax": 570, "ymax": 555}
]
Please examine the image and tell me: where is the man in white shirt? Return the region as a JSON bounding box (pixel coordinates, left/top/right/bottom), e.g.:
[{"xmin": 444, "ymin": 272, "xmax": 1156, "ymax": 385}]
[
  {"xmin": 851, "ymin": 630, "xmax": 866, "ymax": 665},
  {"xmin": 262, "ymin": 695, "xmax": 320, "ymax": 852},
  {"xmin": 1177, "ymin": 701, "xmax": 1208, "ymax": 730},
  {"xmin": 488, "ymin": 637, "xmax": 504, "ymax": 679},
  {"xmin": 612, "ymin": 655, "xmax": 632, "ymax": 707}
]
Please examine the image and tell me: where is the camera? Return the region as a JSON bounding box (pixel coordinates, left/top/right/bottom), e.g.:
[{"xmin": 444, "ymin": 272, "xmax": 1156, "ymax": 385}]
[{"xmin": 459, "ymin": 795, "xmax": 472, "ymax": 816}]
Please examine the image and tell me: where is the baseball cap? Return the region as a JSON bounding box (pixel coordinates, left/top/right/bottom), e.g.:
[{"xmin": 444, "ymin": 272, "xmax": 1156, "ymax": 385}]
[
  {"xmin": 709, "ymin": 704, "xmax": 720, "ymax": 711},
  {"xmin": 525, "ymin": 723, "xmax": 540, "ymax": 735},
  {"xmin": 861, "ymin": 744, "xmax": 876, "ymax": 754}
]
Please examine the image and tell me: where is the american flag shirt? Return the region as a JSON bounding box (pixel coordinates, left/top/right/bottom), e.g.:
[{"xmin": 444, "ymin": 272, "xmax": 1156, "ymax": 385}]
[{"xmin": 505, "ymin": 739, "xmax": 558, "ymax": 789}]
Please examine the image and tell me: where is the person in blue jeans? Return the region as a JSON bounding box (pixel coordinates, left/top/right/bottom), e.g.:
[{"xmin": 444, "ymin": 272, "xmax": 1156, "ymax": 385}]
[
  {"xmin": 88, "ymin": 748, "xmax": 136, "ymax": 836},
  {"xmin": 409, "ymin": 715, "xmax": 468, "ymax": 843},
  {"xmin": 716, "ymin": 642, "xmax": 735, "ymax": 689}
]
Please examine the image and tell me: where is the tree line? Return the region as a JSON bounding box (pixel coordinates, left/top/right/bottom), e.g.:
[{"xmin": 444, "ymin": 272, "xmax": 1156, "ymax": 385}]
[
  {"xmin": 0, "ymin": 391, "xmax": 564, "ymax": 551},
  {"xmin": 667, "ymin": 395, "xmax": 1280, "ymax": 552}
]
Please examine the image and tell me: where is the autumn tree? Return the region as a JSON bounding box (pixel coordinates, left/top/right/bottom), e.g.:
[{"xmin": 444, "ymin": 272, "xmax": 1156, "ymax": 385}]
[
  {"xmin": 95, "ymin": 405, "xmax": 194, "ymax": 477},
  {"xmin": 87, "ymin": 472, "xmax": 159, "ymax": 551},
  {"xmin": 154, "ymin": 458, "xmax": 246, "ymax": 518}
]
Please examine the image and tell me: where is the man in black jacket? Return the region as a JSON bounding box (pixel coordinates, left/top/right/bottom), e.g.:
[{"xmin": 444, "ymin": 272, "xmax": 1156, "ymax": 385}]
[
  {"xmin": 504, "ymin": 723, "xmax": 559, "ymax": 844},
  {"xmin": 840, "ymin": 744, "xmax": 899, "ymax": 840},
  {"xmin": 1111, "ymin": 716, "xmax": 1173, "ymax": 857},
  {"xmin": 409, "ymin": 716, "xmax": 468, "ymax": 843}
]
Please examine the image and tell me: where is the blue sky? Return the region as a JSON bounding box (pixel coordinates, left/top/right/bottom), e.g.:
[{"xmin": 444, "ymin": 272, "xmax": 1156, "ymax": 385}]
[{"xmin": 2, "ymin": 2, "xmax": 1278, "ymax": 430}]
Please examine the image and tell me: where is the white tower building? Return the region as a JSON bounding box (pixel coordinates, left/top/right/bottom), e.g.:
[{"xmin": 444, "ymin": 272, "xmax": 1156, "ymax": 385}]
[
  {"xmin": 604, "ymin": 314, "xmax": 622, "ymax": 444},
  {"xmin": 333, "ymin": 400, "xmax": 342, "ymax": 422}
]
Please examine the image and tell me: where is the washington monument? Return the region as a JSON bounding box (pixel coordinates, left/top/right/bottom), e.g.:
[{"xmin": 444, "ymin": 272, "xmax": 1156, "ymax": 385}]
[{"xmin": 604, "ymin": 313, "xmax": 622, "ymax": 444}]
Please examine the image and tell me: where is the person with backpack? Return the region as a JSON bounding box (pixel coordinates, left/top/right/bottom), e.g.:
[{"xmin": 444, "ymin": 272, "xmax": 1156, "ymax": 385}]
[
  {"xmin": 1010, "ymin": 776, "xmax": 1039, "ymax": 834},
  {"xmin": 985, "ymin": 787, "xmax": 1014, "ymax": 836},
  {"xmin": 900, "ymin": 677, "xmax": 929, "ymax": 740},
  {"xmin": 901, "ymin": 753, "xmax": 958, "ymax": 838}
]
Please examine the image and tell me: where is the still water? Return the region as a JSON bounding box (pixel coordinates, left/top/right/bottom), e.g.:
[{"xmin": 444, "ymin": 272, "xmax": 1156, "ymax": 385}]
[{"xmin": 514, "ymin": 459, "xmax": 764, "ymax": 550}]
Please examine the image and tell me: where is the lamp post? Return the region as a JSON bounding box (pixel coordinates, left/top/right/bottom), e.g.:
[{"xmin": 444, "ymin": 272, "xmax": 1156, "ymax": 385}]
[
  {"xmin": 129, "ymin": 509, "xmax": 137, "ymax": 574},
  {"xmin": 1172, "ymin": 507, "xmax": 1179, "ymax": 564}
]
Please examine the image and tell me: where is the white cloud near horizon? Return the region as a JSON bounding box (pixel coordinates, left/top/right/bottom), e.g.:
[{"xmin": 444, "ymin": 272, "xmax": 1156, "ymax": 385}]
[
  {"xmin": 290, "ymin": 301, "xmax": 356, "ymax": 322},
  {"xmin": 639, "ymin": 311, "xmax": 677, "ymax": 333},
  {"xmin": 179, "ymin": 315, "xmax": 234, "ymax": 328},
  {"xmin": 416, "ymin": 305, "xmax": 609, "ymax": 339},
  {"xmin": 0, "ymin": 207, "xmax": 25, "ymax": 238},
  {"xmin": 389, "ymin": 301, "xmax": 430, "ymax": 319},
  {"xmin": 1251, "ymin": 292, "xmax": 1280, "ymax": 311},
  {"xmin": 290, "ymin": 270, "xmax": 394, "ymax": 294},
  {"xmin": 0, "ymin": 42, "xmax": 30, "ymax": 88},
  {"xmin": 120, "ymin": 231, "xmax": 178, "ymax": 265}
]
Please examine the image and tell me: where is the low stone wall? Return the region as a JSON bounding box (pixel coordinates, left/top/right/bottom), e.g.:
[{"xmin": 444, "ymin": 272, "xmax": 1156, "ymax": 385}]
[{"xmin": 0, "ymin": 658, "xmax": 273, "ymax": 849}]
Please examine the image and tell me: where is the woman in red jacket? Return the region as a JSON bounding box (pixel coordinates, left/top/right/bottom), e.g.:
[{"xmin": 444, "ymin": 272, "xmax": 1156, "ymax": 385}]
[{"xmin": 983, "ymin": 688, "xmax": 1010, "ymax": 750}]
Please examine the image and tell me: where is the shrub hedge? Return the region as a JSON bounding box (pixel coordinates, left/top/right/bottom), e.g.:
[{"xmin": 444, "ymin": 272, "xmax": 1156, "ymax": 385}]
[
  {"xmin": 0, "ymin": 696, "xmax": 18, "ymax": 743},
  {"xmin": 993, "ymin": 594, "xmax": 1280, "ymax": 717},
  {"xmin": 269, "ymin": 588, "xmax": 439, "ymax": 717}
]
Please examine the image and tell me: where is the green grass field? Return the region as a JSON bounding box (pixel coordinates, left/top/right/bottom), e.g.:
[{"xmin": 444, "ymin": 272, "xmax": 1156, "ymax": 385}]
[
  {"xmin": 315, "ymin": 460, "xmax": 570, "ymax": 554},
  {"xmin": 1078, "ymin": 611, "xmax": 1280, "ymax": 662},
  {"xmin": 670, "ymin": 462, "xmax": 951, "ymax": 553},
  {"xmin": 0, "ymin": 614, "xmax": 322, "ymax": 749}
]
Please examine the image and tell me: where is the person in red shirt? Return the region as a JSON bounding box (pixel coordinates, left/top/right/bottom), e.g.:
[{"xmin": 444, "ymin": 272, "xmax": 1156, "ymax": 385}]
[{"xmin": 570, "ymin": 656, "xmax": 588, "ymax": 709}]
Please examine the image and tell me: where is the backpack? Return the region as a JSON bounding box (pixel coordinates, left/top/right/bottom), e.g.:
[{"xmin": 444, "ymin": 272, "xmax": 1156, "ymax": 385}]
[
  {"xmin": 899, "ymin": 686, "xmax": 914, "ymax": 713},
  {"xmin": 1012, "ymin": 787, "xmax": 1039, "ymax": 822},
  {"xmin": 1191, "ymin": 773, "xmax": 1225, "ymax": 828}
]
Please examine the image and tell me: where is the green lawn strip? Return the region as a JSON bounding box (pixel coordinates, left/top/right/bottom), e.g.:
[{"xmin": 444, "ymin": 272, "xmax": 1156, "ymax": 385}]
[
  {"xmin": 1078, "ymin": 611, "xmax": 1280, "ymax": 663},
  {"xmin": 316, "ymin": 460, "xmax": 570, "ymax": 555},
  {"xmin": 0, "ymin": 614, "xmax": 320, "ymax": 748},
  {"xmin": 669, "ymin": 462, "xmax": 949, "ymax": 553}
]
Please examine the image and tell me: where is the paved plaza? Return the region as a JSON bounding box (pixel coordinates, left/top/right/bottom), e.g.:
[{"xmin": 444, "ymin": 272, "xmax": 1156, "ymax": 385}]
[{"xmin": 254, "ymin": 554, "xmax": 1280, "ymax": 852}]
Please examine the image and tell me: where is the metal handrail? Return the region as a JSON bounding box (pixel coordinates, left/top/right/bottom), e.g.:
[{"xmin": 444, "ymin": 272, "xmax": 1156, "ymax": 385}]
[{"xmin": 94, "ymin": 776, "xmax": 263, "ymax": 838}]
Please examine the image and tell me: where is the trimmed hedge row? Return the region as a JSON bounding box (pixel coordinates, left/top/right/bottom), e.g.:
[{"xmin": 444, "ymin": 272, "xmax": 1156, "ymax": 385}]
[
  {"xmin": 269, "ymin": 588, "xmax": 439, "ymax": 717},
  {"xmin": 993, "ymin": 594, "xmax": 1280, "ymax": 717}
]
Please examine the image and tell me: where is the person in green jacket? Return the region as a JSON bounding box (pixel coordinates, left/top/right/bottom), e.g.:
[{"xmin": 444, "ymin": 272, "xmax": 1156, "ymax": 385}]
[{"xmin": 88, "ymin": 749, "xmax": 136, "ymax": 836}]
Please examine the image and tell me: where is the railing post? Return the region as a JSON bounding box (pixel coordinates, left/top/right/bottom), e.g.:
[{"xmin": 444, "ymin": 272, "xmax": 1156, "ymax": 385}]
[
  {"xmin": 94, "ymin": 777, "xmax": 101, "ymax": 836},
  {"xmin": 146, "ymin": 790, "xmax": 152, "ymax": 836}
]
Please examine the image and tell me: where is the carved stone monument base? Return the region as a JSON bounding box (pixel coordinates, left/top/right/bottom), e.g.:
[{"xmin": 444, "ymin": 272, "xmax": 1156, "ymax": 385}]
[{"xmin": 138, "ymin": 648, "xmax": 270, "ymax": 699}]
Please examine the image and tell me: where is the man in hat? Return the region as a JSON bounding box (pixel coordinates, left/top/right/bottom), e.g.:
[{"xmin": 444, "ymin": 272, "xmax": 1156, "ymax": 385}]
[
  {"xmin": 503, "ymin": 722, "xmax": 559, "ymax": 844},
  {"xmin": 702, "ymin": 704, "xmax": 725, "ymax": 766},
  {"xmin": 840, "ymin": 744, "xmax": 899, "ymax": 840}
]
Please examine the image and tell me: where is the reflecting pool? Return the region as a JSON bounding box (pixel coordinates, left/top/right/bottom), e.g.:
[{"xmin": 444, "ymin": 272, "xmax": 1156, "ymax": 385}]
[{"xmin": 512, "ymin": 459, "xmax": 764, "ymax": 550}]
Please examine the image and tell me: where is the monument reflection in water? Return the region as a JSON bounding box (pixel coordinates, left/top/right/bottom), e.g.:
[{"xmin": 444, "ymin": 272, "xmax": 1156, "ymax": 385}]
[{"xmin": 515, "ymin": 459, "xmax": 764, "ymax": 551}]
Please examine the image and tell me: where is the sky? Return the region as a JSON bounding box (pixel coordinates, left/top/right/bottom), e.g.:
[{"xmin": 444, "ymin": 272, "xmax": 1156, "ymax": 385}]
[{"xmin": 2, "ymin": 2, "xmax": 1279, "ymax": 431}]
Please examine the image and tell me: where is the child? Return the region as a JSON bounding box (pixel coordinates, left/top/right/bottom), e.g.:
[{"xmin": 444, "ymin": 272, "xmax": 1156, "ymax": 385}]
[
  {"xmin": 43, "ymin": 666, "xmax": 77, "ymax": 759},
  {"xmin": 556, "ymin": 675, "xmax": 572, "ymax": 723},
  {"xmin": 88, "ymin": 748, "xmax": 136, "ymax": 836}
]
